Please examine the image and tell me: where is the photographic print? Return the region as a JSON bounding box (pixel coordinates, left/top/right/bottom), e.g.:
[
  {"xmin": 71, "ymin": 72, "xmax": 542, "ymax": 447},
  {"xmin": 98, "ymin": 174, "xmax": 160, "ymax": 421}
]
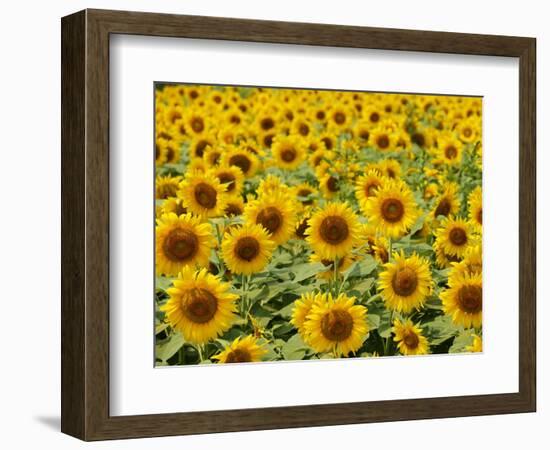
[{"xmin": 154, "ymin": 84, "xmax": 482, "ymax": 366}]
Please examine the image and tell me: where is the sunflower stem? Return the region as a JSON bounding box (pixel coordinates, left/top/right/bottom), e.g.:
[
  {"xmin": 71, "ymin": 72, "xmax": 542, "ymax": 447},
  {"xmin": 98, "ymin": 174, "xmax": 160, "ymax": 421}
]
[{"xmin": 333, "ymin": 256, "xmax": 339, "ymax": 296}]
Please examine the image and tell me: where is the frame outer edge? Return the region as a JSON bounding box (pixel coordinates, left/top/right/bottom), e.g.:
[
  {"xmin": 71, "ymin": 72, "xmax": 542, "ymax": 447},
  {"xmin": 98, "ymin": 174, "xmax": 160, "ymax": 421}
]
[{"xmin": 61, "ymin": 10, "xmax": 87, "ymax": 440}]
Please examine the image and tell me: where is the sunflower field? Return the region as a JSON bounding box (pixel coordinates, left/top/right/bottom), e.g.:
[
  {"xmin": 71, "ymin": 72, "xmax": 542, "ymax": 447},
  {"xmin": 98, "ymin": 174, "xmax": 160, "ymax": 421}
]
[{"xmin": 154, "ymin": 84, "xmax": 483, "ymax": 366}]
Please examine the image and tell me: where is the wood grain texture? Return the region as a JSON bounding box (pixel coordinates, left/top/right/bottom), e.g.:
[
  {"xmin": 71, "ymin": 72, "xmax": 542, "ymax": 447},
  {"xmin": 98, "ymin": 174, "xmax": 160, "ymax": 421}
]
[{"xmin": 60, "ymin": 8, "xmax": 537, "ymax": 441}]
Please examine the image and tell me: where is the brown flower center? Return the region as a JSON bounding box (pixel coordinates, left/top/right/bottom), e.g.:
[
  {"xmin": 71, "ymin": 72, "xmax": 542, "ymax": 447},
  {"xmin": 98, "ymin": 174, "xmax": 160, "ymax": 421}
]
[
  {"xmin": 225, "ymin": 348, "xmax": 252, "ymax": 363},
  {"xmin": 319, "ymin": 216, "xmax": 349, "ymax": 245},
  {"xmin": 194, "ymin": 182, "xmax": 217, "ymax": 209},
  {"xmin": 445, "ymin": 145, "xmax": 458, "ymax": 159},
  {"xmin": 403, "ymin": 332, "xmax": 419, "ymax": 349},
  {"xmin": 321, "ymin": 137, "xmax": 334, "ymax": 150},
  {"xmin": 298, "ymin": 189, "xmax": 313, "ymax": 205},
  {"xmin": 457, "ymin": 285, "xmax": 482, "ymax": 314},
  {"xmin": 381, "ymin": 198, "xmax": 404, "ymax": 223},
  {"xmin": 334, "ymin": 112, "xmax": 346, "ymax": 125},
  {"xmin": 412, "ymin": 132, "xmax": 425, "ymax": 147},
  {"xmin": 370, "ymin": 112, "xmax": 380, "ymax": 123},
  {"xmin": 256, "ymin": 206, "xmax": 283, "ymax": 235},
  {"xmin": 195, "ymin": 139, "xmax": 208, "ymax": 158},
  {"xmin": 477, "ymin": 208, "xmax": 483, "ymax": 225},
  {"xmin": 327, "ymin": 176, "xmax": 339, "ymax": 193},
  {"xmin": 449, "ymin": 227, "xmax": 467, "ymax": 246},
  {"xmin": 260, "ymin": 117, "xmax": 275, "ymax": 131},
  {"xmin": 377, "ymin": 135, "xmax": 390, "ymax": 149},
  {"xmin": 216, "ymin": 172, "xmax": 236, "ymax": 192},
  {"xmin": 182, "ymin": 288, "xmax": 217, "ymax": 324},
  {"xmin": 434, "ymin": 198, "xmax": 451, "ymax": 217},
  {"xmin": 191, "ymin": 117, "xmax": 205, "ymax": 133},
  {"xmin": 235, "ymin": 236, "xmax": 260, "ymax": 261},
  {"xmin": 359, "ymin": 130, "xmax": 370, "ymax": 141},
  {"xmin": 162, "ymin": 228, "xmax": 198, "ymax": 262},
  {"xmin": 320, "ymin": 309, "xmax": 353, "ymax": 342},
  {"xmin": 316, "ymin": 111, "xmax": 326, "ymax": 120},
  {"xmin": 225, "ymin": 203, "xmax": 243, "ymax": 217},
  {"xmin": 263, "ymin": 134, "xmax": 274, "ymax": 148},
  {"xmin": 229, "ymin": 154, "xmax": 251, "ymax": 174},
  {"xmin": 281, "ymin": 147, "xmax": 297, "ymax": 162},
  {"xmin": 299, "ymin": 123, "xmax": 310, "ymax": 136},
  {"xmin": 391, "ymin": 267, "xmax": 418, "ymax": 296},
  {"xmin": 463, "ymin": 127, "xmax": 472, "ymax": 138}
]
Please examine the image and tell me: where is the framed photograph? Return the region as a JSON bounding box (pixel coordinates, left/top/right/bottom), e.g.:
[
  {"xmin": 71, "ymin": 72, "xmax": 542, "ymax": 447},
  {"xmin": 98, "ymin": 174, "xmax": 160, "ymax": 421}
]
[{"xmin": 61, "ymin": 9, "xmax": 536, "ymax": 441}]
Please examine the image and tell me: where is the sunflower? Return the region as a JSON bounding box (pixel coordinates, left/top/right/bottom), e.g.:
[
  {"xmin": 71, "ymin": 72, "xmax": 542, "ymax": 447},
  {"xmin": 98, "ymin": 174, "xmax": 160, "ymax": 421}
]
[
  {"xmin": 437, "ymin": 134, "xmax": 463, "ymax": 165},
  {"xmin": 306, "ymin": 202, "xmax": 361, "ymax": 260},
  {"xmin": 363, "ymin": 179, "xmax": 418, "ymax": 238},
  {"xmin": 212, "ymin": 165, "xmax": 244, "ymax": 196},
  {"xmin": 161, "ymin": 267, "xmax": 237, "ymax": 344},
  {"xmin": 328, "ymin": 105, "xmax": 352, "ymax": 130},
  {"xmin": 431, "ymin": 182, "xmax": 460, "ymax": 219},
  {"xmin": 370, "ymin": 127, "xmax": 396, "ymax": 152},
  {"xmin": 220, "ymin": 146, "xmax": 259, "ymax": 177},
  {"xmin": 293, "ymin": 183, "xmax": 317, "ymax": 208},
  {"xmin": 221, "ymin": 223, "xmax": 276, "ymax": 275},
  {"xmin": 291, "ymin": 292, "xmax": 320, "ymax": 337},
  {"xmin": 160, "ymin": 197, "xmax": 188, "ymax": 217},
  {"xmin": 189, "ymin": 134, "xmax": 215, "ymax": 160},
  {"xmin": 449, "ymin": 244, "xmax": 482, "ymax": 283},
  {"xmin": 308, "ymin": 147, "xmax": 333, "ymax": 169},
  {"xmin": 378, "ymin": 251, "xmax": 433, "ymax": 313},
  {"xmin": 156, "ymin": 213, "xmax": 215, "ymax": 276},
  {"xmin": 178, "ymin": 170, "xmax": 227, "ymax": 218},
  {"xmin": 392, "ymin": 319, "xmax": 429, "ymax": 356},
  {"xmin": 243, "ymin": 191, "xmax": 296, "ymax": 245},
  {"xmin": 434, "ymin": 217, "xmax": 474, "ymax": 259},
  {"xmin": 271, "ymin": 135, "xmax": 307, "ymax": 170},
  {"xmin": 468, "ymin": 186, "xmax": 482, "ymax": 231},
  {"xmin": 223, "ymin": 196, "xmax": 245, "ymax": 217},
  {"xmin": 304, "ymin": 293, "xmax": 368, "ymax": 357},
  {"xmin": 354, "ymin": 169, "xmax": 387, "ymax": 206},
  {"xmin": 256, "ymin": 174, "xmax": 292, "ymax": 198},
  {"xmin": 203, "ymin": 146, "xmax": 222, "ymax": 167},
  {"xmin": 162, "ymin": 140, "xmax": 181, "ymax": 165},
  {"xmin": 466, "ymin": 334, "xmax": 483, "ymax": 353},
  {"xmin": 318, "ymin": 172, "xmax": 341, "ymax": 199},
  {"xmin": 309, "ymin": 252, "xmax": 354, "ymax": 280},
  {"xmin": 213, "ymin": 335, "xmax": 268, "ymax": 363},
  {"xmin": 441, "ymin": 272, "xmax": 482, "ymax": 328},
  {"xmin": 182, "ymin": 108, "xmax": 209, "ymax": 138},
  {"xmin": 156, "ymin": 175, "xmax": 182, "ymax": 199}
]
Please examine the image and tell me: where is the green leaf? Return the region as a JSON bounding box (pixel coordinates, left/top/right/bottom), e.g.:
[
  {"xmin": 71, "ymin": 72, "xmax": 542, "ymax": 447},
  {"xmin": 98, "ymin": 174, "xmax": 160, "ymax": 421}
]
[
  {"xmin": 281, "ymin": 334, "xmax": 308, "ymax": 360},
  {"xmin": 156, "ymin": 333, "xmax": 185, "ymax": 362},
  {"xmin": 291, "ymin": 262, "xmax": 327, "ymax": 283},
  {"xmin": 155, "ymin": 276, "xmax": 174, "ymax": 291}
]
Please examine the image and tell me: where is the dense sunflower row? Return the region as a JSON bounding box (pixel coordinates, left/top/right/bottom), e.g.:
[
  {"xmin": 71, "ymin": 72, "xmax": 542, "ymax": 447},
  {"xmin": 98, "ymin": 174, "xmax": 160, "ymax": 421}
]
[{"xmin": 154, "ymin": 84, "xmax": 483, "ymax": 365}]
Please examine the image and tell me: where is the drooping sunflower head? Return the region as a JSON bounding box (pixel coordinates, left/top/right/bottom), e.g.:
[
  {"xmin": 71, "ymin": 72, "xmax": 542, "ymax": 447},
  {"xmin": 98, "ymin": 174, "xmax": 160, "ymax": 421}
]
[
  {"xmin": 449, "ymin": 244, "xmax": 482, "ymax": 284},
  {"xmin": 243, "ymin": 191, "xmax": 297, "ymax": 246},
  {"xmin": 271, "ymin": 135, "xmax": 307, "ymax": 170},
  {"xmin": 155, "ymin": 213, "xmax": 215, "ymax": 276},
  {"xmin": 364, "ymin": 179, "xmax": 419, "ymax": 238},
  {"xmin": 378, "ymin": 251, "xmax": 433, "ymax": 313},
  {"xmin": 434, "ymin": 217, "xmax": 475, "ymax": 259},
  {"xmin": 160, "ymin": 197, "xmax": 188, "ymax": 217},
  {"xmin": 468, "ymin": 186, "xmax": 482, "ymax": 231},
  {"xmin": 212, "ymin": 165, "xmax": 244, "ymax": 196},
  {"xmin": 431, "ymin": 181, "xmax": 460, "ymax": 219},
  {"xmin": 306, "ymin": 202, "xmax": 361, "ymax": 260},
  {"xmin": 213, "ymin": 335, "xmax": 268, "ymax": 364},
  {"xmin": 223, "ymin": 196, "xmax": 245, "ymax": 217},
  {"xmin": 392, "ymin": 319, "xmax": 429, "ymax": 356},
  {"xmin": 309, "ymin": 252, "xmax": 354, "ymax": 280},
  {"xmin": 178, "ymin": 170, "xmax": 227, "ymax": 218},
  {"xmin": 160, "ymin": 266, "xmax": 238, "ymax": 344},
  {"xmin": 221, "ymin": 223, "xmax": 276, "ymax": 275},
  {"xmin": 304, "ymin": 293, "xmax": 368, "ymax": 357},
  {"xmin": 293, "ymin": 183, "xmax": 317, "ymax": 209},
  {"xmin": 355, "ymin": 169, "xmax": 388, "ymax": 207},
  {"xmin": 155, "ymin": 175, "xmax": 182, "ymax": 199},
  {"xmin": 441, "ymin": 272, "xmax": 482, "ymax": 329}
]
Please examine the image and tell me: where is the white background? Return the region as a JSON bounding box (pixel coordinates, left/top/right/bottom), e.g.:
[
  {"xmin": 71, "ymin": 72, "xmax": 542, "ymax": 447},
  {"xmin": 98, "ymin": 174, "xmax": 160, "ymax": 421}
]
[
  {"xmin": 0, "ymin": 0, "xmax": 547, "ymax": 448},
  {"xmin": 110, "ymin": 36, "xmax": 518, "ymax": 415}
]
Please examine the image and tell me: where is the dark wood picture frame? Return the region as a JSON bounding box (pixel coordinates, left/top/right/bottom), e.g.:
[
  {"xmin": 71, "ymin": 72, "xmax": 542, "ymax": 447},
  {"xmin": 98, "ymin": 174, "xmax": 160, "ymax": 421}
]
[{"xmin": 61, "ymin": 8, "xmax": 536, "ymax": 441}]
